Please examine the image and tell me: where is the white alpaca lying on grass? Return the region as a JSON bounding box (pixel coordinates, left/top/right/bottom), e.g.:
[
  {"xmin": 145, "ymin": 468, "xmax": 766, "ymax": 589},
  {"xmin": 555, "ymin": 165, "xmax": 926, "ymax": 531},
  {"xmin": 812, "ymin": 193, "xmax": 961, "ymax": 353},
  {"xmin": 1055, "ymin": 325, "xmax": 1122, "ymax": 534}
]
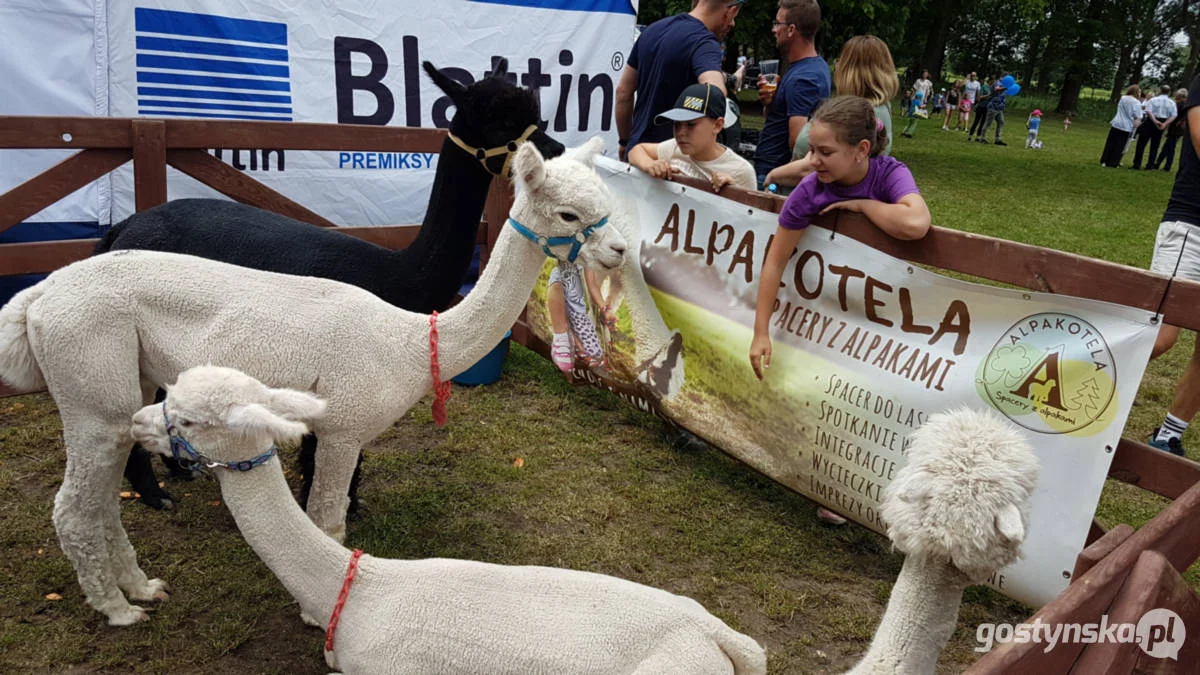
[
  {"xmin": 0, "ymin": 139, "xmax": 627, "ymax": 626},
  {"xmin": 130, "ymin": 365, "xmax": 768, "ymax": 675},
  {"xmin": 847, "ymin": 407, "xmax": 1039, "ymax": 674}
]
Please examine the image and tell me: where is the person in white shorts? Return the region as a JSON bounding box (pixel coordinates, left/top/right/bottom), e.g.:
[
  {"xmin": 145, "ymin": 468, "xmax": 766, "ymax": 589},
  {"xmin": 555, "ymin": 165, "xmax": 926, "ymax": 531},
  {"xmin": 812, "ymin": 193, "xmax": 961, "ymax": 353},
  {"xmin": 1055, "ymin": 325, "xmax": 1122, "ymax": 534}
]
[{"xmin": 1146, "ymin": 73, "xmax": 1200, "ymax": 457}]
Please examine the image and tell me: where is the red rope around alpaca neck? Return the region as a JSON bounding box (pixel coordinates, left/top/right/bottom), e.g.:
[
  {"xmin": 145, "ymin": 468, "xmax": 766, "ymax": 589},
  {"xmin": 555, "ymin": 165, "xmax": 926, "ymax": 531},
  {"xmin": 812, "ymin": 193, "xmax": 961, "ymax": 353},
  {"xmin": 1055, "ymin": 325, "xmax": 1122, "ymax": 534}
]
[
  {"xmin": 429, "ymin": 312, "xmax": 452, "ymax": 426},
  {"xmin": 325, "ymin": 548, "xmax": 364, "ymax": 652}
]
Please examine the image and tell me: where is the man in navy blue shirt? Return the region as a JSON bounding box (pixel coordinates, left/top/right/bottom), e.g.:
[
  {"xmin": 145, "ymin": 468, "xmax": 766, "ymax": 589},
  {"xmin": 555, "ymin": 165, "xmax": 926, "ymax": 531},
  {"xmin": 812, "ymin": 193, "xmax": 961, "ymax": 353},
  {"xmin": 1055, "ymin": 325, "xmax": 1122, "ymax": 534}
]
[
  {"xmin": 753, "ymin": 0, "xmax": 829, "ymax": 185},
  {"xmin": 616, "ymin": 0, "xmax": 742, "ymax": 159}
]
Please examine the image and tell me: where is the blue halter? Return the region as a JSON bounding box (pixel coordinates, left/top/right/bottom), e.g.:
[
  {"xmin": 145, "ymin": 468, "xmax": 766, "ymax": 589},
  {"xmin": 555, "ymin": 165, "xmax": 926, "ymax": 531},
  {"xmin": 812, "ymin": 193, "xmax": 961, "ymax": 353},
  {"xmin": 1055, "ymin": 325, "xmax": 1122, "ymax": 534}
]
[
  {"xmin": 507, "ymin": 216, "xmax": 609, "ymax": 263},
  {"xmin": 163, "ymin": 402, "xmax": 277, "ymax": 473}
]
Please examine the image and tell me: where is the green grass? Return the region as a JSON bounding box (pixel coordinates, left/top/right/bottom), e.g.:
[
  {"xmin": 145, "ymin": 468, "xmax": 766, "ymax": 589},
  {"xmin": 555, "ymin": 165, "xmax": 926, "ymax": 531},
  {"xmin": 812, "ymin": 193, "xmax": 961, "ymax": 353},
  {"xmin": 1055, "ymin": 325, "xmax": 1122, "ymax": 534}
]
[{"xmin": 1, "ymin": 112, "xmax": 1195, "ymax": 673}]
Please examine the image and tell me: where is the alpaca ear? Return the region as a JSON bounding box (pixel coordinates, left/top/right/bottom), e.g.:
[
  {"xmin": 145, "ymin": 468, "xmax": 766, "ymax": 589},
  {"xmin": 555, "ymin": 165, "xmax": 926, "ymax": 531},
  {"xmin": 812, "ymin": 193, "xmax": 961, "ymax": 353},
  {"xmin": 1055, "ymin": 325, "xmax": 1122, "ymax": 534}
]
[
  {"xmin": 267, "ymin": 388, "xmax": 327, "ymax": 422},
  {"xmin": 226, "ymin": 403, "xmax": 310, "ymax": 443},
  {"xmin": 423, "ymin": 61, "xmax": 466, "ymax": 103},
  {"xmin": 491, "ymin": 57, "xmax": 509, "ymax": 78},
  {"xmin": 995, "ymin": 503, "xmax": 1025, "ymax": 542},
  {"xmin": 563, "ymin": 136, "xmax": 606, "ymax": 167},
  {"xmin": 513, "ymin": 141, "xmax": 546, "ymax": 192}
]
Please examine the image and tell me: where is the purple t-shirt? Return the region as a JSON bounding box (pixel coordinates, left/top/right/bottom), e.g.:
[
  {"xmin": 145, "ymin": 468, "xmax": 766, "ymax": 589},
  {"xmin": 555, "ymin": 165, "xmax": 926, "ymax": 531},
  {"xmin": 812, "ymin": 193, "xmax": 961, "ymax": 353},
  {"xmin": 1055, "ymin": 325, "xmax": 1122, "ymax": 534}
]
[{"xmin": 779, "ymin": 155, "xmax": 920, "ymax": 230}]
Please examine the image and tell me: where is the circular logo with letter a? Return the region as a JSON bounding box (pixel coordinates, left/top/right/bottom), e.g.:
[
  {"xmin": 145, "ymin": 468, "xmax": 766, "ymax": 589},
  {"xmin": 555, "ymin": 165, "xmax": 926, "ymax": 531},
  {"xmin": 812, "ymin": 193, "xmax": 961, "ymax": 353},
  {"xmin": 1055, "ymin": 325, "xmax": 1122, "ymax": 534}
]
[{"xmin": 976, "ymin": 313, "xmax": 1117, "ymax": 435}]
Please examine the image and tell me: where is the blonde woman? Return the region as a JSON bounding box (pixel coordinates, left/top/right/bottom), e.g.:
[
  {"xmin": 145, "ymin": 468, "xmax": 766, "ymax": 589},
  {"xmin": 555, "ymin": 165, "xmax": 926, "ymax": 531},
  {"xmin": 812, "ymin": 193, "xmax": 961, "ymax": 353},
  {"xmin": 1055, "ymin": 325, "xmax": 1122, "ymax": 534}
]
[{"xmin": 766, "ymin": 35, "xmax": 899, "ymax": 189}]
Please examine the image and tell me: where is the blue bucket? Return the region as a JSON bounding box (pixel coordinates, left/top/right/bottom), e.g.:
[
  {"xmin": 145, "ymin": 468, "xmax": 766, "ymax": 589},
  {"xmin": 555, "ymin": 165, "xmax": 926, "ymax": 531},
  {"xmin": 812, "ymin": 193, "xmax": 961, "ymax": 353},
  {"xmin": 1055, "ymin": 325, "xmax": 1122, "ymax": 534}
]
[{"xmin": 452, "ymin": 330, "xmax": 512, "ymax": 386}]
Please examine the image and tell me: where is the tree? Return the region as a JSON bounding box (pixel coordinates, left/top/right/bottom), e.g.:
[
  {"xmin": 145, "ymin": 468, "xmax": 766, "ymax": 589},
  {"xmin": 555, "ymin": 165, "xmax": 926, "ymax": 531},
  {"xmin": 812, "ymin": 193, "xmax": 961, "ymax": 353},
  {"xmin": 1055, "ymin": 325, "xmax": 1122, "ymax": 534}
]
[
  {"xmin": 1184, "ymin": 0, "xmax": 1200, "ymax": 82},
  {"xmin": 1056, "ymin": 0, "xmax": 1110, "ymax": 113}
]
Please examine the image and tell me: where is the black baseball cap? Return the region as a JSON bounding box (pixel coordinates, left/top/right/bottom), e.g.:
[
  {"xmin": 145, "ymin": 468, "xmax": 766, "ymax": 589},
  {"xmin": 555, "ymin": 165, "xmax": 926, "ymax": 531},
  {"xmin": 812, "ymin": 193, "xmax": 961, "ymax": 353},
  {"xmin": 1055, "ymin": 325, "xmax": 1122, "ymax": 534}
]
[{"xmin": 655, "ymin": 83, "xmax": 726, "ymax": 124}]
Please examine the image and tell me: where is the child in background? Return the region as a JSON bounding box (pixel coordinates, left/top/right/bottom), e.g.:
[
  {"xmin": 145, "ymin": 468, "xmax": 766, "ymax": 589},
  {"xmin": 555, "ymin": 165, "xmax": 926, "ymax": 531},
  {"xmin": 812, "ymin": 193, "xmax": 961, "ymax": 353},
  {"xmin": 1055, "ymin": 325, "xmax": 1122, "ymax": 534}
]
[
  {"xmin": 899, "ymin": 88, "xmax": 913, "ymax": 119},
  {"xmin": 901, "ymin": 88, "xmax": 925, "ymax": 137},
  {"xmin": 932, "ymin": 88, "xmax": 946, "ymax": 114},
  {"xmin": 1063, "ymin": 113, "xmax": 1072, "ymax": 132},
  {"xmin": 942, "ymin": 82, "xmax": 961, "ymax": 130},
  {"xmin": 1025, "ymin": 109, "xmax": 1043, "ymax": 148},
  {"xmin": 748, "ymin": 95, "xmax": 931, "ymax": 525},
  {"xmin": 957, "ymin": 93, "xmax": 972, "ymax": 131}
]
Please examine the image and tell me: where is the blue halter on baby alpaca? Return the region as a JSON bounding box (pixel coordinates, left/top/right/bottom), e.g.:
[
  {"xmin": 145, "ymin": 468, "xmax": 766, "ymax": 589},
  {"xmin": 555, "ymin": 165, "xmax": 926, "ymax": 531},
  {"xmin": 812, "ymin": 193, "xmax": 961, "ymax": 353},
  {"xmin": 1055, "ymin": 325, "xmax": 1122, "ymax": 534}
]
[
  {"xmin": 507, "ymin": 216, "xmax": 609, "ymax": 263},
  {"xmin": 163, "ymin": 402, "xmax": 277, "ymax": 472}
]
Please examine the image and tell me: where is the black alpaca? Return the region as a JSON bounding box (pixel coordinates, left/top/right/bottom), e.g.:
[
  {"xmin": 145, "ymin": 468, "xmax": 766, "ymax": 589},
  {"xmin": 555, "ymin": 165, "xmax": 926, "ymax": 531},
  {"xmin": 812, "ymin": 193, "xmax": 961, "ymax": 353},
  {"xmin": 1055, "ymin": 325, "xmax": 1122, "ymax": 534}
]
[{"xmin": 103, "ymin": 59, "xmax": 563, "ymax": 510}]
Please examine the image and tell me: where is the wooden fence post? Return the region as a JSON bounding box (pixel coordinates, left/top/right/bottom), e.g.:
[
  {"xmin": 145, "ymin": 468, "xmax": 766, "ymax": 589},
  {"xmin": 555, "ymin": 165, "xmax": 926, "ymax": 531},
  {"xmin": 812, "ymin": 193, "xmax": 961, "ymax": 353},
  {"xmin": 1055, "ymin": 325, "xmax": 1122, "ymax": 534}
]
[{"xmin": 132, "ymin": 119, "xmax": 167, "ymax": 212}]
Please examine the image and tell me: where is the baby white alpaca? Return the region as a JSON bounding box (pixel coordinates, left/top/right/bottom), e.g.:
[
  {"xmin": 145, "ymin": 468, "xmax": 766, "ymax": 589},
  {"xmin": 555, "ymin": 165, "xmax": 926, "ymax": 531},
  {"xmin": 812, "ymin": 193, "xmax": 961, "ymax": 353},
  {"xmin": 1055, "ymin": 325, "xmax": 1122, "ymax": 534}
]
[
  {"xmin": 131, "ymin": 365, "xmax": 768, "ymax": 675},
  {"xmin": 847, "ymin": 407, "xmax": 1039, "ymax": 674},
  {"xmin": 0, "ymin": 139, "xmax": 626, "ymax": 626}
]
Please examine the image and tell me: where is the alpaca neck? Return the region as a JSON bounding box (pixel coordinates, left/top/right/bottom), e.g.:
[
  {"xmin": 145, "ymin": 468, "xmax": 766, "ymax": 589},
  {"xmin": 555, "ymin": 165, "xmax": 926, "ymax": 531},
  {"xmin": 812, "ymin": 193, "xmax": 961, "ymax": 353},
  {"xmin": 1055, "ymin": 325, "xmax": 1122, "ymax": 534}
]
[
  {"xmin": 848, "ymin": 557, "xmax": 969, "ymax": 675},
  {"xmin": 397, "ymin": 135, "xmax": 495, "ymax": 312},
  {"xmin": 215, "ymin": 455, "xmax": 352, "ymax": 627},
  {"xmin": 435, "ymin": 219, "xmax": 548, "ymax": 377},
  {"xmin": 624, "ymin": 246, "xmax": 673, "ymax": 361}
]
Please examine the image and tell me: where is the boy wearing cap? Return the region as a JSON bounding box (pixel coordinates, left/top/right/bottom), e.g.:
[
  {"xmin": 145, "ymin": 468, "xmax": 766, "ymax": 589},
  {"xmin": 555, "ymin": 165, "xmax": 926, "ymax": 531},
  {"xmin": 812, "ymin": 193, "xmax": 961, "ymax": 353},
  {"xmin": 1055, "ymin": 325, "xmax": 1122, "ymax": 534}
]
[{"xmin": 628, "ymin": 83, "xmax": 757, "ymax": 191}]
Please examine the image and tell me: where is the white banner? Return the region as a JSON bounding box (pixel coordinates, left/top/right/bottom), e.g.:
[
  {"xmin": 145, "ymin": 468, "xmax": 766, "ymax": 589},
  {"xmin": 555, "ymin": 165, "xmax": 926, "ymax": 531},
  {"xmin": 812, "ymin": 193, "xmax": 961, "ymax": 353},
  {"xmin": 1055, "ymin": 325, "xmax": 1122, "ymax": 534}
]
[
  {"xmin": 530, "ymin": 157, "xmax": 1158, "ymax": 607},
  {"xmin": 2, "ymin": 0, "xmax": 636, "ymax": 228}
]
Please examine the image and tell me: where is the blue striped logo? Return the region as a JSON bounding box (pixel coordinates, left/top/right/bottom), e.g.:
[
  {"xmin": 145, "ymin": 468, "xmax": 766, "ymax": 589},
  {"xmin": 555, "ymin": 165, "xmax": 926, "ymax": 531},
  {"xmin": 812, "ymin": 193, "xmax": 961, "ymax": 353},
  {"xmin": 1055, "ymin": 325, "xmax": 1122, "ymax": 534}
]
[{"xmin": 135, "ymin": 8, "xmax": 293, "ymax": 121}]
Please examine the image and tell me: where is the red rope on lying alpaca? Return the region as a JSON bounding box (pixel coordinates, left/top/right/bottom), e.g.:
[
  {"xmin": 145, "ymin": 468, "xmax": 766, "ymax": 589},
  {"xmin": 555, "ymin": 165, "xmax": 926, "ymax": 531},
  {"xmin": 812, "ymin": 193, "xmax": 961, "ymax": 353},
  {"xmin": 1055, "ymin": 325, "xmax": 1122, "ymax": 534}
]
[
  {"xmin": 429, "ymin": 312, "xmax": 452, "ymax": 426},
  {"xmin": 326, "ymin": 548, "xmax": 364, "ymax": 652}
]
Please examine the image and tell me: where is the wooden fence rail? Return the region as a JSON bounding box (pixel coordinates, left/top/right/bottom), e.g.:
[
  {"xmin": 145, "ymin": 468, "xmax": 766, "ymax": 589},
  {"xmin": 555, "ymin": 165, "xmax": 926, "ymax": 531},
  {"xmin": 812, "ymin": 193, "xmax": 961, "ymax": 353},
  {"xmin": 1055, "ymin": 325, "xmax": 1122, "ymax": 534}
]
[{"xmin": 2, "ymin": 116, "xmax": 1199, "ymax": 673}]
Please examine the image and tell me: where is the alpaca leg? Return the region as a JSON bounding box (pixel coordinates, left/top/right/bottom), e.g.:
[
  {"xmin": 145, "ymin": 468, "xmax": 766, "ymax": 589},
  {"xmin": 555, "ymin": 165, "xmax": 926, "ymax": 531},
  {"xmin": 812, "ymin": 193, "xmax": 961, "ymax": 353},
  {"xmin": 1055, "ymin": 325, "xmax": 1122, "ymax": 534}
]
[
  {"xmin": 306, "ymin": 438, "xmax": 361, "ymax": 543},
  {"xmin": 105, "ymin": 421, "xmax": 168, "ymax": 602},
  {"xmin": 299, "ymin": 431, "xmax": 316, "ymax": 507},
  {"xmin": 104, "ymin": 496, "xmax": 169, "ymax": 602},
  {"xmin": 54, "ymin": 424, "xmax": 150, "ymax": 626},
  {"xmin": 126, "ymin": 382, "xmax": 177, "ymax": 509},
  {"xmin": 125, "ymin": 446, "xmax": 177, "ymax": 509},
  {"xmin": 347, "ymin": 453, "xmax": 365, "ymax": 517},
  {"xmin": 300, "ymin": 433, "xmax": 364, "ymax": 515}
]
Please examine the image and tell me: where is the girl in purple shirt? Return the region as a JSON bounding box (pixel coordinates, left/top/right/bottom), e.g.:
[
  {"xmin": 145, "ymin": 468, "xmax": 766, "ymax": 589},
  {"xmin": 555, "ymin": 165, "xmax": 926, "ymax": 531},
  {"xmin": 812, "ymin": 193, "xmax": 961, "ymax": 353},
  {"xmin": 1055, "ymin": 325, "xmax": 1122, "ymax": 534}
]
[
  {"xmin": 750, "ymin": 95, "xmax": 930, "ymax": 380},
  {"xmin": 749, "ymin": 95, "xmax": 930, "ymax": 525}
]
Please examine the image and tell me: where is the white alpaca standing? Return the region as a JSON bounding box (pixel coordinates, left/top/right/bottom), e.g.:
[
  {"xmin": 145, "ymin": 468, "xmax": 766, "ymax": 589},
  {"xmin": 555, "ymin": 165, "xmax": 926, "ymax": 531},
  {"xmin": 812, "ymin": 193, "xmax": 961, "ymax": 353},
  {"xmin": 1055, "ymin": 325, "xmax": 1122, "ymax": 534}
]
[
  {"xmin": 0, "ymin": 139, "xmax": 627, "ymax": 626},
  {"xmin": 130, "ymin": 365, "xmax": 768, "ymax": 675},
  {"xmin": 846, "ymin": 407, "xmax": 1039, "ymax": 674}
]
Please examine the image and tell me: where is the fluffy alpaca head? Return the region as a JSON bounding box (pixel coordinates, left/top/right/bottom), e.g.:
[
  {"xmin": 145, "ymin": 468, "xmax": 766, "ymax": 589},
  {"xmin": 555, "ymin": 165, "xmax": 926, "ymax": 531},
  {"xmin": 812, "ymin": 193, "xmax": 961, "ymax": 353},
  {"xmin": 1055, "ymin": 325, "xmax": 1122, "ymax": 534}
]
[
  {"xmin": 131, "ymin": 366, "xmax": 326, "ymax": 465},
  {"xmin": 511, "ymin": 138, "xmax": 627, "ymax": 270},
  {"xmin": 422, "ymin": 59, "xmax": 564, "ymax": 162},
  {"xmin": 882, "ymin": 407, "xmax": 1039, "ymax": 581}
]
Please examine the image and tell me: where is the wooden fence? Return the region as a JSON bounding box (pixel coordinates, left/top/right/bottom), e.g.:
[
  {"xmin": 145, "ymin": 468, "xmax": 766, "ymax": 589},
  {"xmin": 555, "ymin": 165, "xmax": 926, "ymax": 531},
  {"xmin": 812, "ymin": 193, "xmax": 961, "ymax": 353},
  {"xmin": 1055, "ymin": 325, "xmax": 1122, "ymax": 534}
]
[{"xmin": 2, "ymin": 116, "xmax": 1198, "ymax": 672}]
